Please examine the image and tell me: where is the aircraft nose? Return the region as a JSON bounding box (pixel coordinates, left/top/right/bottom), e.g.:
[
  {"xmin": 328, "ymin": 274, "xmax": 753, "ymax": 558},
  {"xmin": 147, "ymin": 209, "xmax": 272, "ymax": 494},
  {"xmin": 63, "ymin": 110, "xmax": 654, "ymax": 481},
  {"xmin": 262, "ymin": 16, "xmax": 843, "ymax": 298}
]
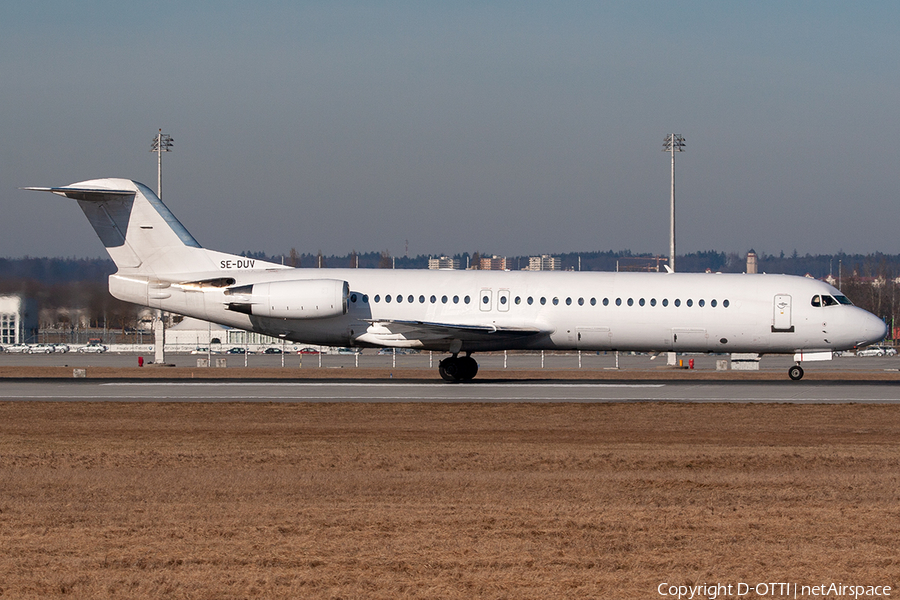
[{"xmin": 858, "ymin": 311, "xmax": 888, "ymax": 346}]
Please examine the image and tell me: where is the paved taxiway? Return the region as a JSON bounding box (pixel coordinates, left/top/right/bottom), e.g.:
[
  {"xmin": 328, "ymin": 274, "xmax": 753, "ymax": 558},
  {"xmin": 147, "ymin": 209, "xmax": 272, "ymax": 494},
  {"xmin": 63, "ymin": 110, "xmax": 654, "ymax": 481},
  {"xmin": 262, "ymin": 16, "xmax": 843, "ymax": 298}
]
[
  {"xmin": 4, "ymin": 350, "xmax": 900, "ymax": 372},
  {"xmin": 2, "ymin": 380, "xmax": 900, "ymax": 403}
]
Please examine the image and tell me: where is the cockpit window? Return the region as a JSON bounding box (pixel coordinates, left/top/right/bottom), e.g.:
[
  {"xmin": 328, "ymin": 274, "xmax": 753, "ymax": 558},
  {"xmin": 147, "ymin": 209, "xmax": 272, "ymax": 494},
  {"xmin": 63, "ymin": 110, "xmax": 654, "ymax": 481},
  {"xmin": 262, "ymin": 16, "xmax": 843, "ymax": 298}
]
[{"xmin": 813, "ymin": 294, "xmax": 852, "ymax": 307}]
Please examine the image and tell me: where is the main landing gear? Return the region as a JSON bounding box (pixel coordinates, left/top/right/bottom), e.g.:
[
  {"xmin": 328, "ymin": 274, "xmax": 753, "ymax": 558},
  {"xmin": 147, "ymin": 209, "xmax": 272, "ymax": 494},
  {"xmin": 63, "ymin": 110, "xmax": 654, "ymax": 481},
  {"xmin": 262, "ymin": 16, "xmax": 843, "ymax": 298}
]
[
  {"xmin": 439, "ymin": 353, "xmax": 479, "ymax": 382},
  {"xmin": 788, "ymin": 364, "xmax": 804, "ymax": 381}
]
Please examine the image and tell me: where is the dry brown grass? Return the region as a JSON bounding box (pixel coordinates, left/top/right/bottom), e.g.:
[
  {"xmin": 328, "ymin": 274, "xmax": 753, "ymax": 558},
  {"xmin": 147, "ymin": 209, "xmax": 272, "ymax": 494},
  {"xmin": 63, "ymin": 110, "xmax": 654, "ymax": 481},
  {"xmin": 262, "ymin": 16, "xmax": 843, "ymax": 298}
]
[{"xmin": 1, "ymin": 402, "xmax": 899, "ymax": 599}]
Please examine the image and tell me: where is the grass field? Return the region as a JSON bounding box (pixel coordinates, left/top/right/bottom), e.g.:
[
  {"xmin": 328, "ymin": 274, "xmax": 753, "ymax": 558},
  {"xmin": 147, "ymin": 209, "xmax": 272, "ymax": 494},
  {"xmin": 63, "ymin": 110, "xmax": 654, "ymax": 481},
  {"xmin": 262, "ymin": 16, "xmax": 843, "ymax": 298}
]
[{"xmin": 1, "ymin": 402, "xmax": 898, "ymax": 599}]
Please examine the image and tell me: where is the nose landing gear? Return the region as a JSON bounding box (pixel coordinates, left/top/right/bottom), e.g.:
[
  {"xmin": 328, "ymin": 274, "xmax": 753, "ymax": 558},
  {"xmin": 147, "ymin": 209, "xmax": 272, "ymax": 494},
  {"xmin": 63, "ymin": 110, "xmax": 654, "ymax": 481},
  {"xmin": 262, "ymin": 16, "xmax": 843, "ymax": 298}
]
[
  {"xmin": 788, "ymin": 364, "xmax": 804, "ymax": 381},
  {"xmin": 439, "ymin": 353, "xmax": 479, "ymax": 382}
]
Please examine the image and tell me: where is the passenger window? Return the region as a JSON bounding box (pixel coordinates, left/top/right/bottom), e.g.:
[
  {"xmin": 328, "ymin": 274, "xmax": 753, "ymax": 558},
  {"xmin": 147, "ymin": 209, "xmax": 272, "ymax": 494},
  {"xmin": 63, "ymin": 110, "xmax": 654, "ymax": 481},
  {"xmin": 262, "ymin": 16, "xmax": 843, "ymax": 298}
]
[
  {"xmin": 566, "ymin": 297, "xmax": 572, "ymax": 306},
  {"xmin": 615, "ymin": 298, "xmax": 622, "ymax": 306},
  {"xmin": 350, "ymin": 293, "xmax": 358, "ymax": 303},
  {"xmin": 515, "ymin": 296, "xmax": 521, "ymax": 305},
  {"xmin": 408, "ymin": 295, "xmax": 414, "ymax": 303},
  {"xmin": 723, "ymin": 299, "xmax": 730, "ymax": 308},
  {"xmin": 590, "ymin": 298, "xmax": 596, "ymax": 306},
  {"xmin": 374, "ymin": 294, "xmax": 381, "ymax": 303},
  {"xmin": 602, "ymin": 298, "xmax": 609, "ymax": 306},
  {"xmin": 418, "ymin": 295, "xmax": 425, "ymax": 303},
  {"xmin": 453, "ymin": 295, "xmax": 459, "ymax": 304},
  {"xmin": 552, "ymin": 297, "xmax": 559, "ymax": 306},
  {"xmin": 540, "ymin": 297, "xmax": 547, "ymax": 305},
  {"xmin": 627, "ymin": 298, "xmax": 634, "ymax": 306},
  {"xmin": 650, "ymin": 298, "xmax": 656, "ymax": 307},
  {"xmin": 662, "ymin": 299, "xmax": 668, "ymax": 307},
  {"xmin": 500, "ymin": 296, "xmax": 507, "ymax": 305},
  {"xmin": 711, "ymin": 299, "xmax": 717, "ymax": 307},
  {"xmin": 527, "ymin": 297, "xmax": 534, "ymax": 305},
  {"xmin": 362, "ymin": 295, "xmax": 369, "ymax": 303},
  {"xmin": 430, "ymin": 295, "xmax": 436, "ymax": 303},
  {"xmin": 464, "ymin": 295, "xmax": 470, "ymax": 304},
  {"xmin": 686, "ymin": 299, "xmax": 693, "ymax": 307},
  {"xmin": 482, "ymin": 295, "xmax": 490, "ymax": 304},
  {"xmin": 674, "ymin": 299, "xmax": 681, "ymax": 307},
  {"xmin": 639, "ymin": 298, "xmax": 645, "ymax": 307},
  {"xmin": 441, "ymin": 295, "xmax": 448, "ymax": 304},
  {"xmin": 396, "ymin": 295, "xmax": 403, "ymax": 303},
  {"xmin": 386, "ymin": 295, "xmax": 392, "ymax": 303},
  {"xmin": 578, "ymin": 297, "xmax": 584, "ymax": 306}
]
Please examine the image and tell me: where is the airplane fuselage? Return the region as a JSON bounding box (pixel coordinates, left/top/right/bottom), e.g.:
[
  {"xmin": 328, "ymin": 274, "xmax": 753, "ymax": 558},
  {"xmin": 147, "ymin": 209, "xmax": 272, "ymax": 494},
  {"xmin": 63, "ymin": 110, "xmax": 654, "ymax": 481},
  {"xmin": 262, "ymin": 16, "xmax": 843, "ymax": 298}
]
[{"xmin": 111, "ymin": 267, "xmax": 883, "ymax": 355}]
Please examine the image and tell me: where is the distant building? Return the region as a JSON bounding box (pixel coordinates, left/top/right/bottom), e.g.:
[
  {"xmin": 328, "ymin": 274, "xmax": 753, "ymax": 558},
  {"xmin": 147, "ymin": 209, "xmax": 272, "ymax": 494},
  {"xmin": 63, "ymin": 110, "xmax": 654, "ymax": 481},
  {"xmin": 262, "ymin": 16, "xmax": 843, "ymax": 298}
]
[
  {"xmin": 616, "ymin": 256, "xmax": 667, "ymax": 272},
  {"xmin": 166, "ymin": 317, "xmax": 231, "ymax": 347},
  {"xmin": 0, "ymin": 294, "xmax": 38, "ymax": 345},
  {"xmin": 747, "ymin": 250, "xmax": 758, "ymax": 274},
  {"xmin": 479, "ymin": 255, "xmax": 508, "ymax": 271},
  {"xmin": 527, "ymin": 255, "xmax": 561, "ymax": 271},
  {"xmin": 428, "ymin": 256, "xmax": 460, "ymax": 270},
  {"xmin": 165, "ymin": 317, "xmax": 284, "ymax": 350}
]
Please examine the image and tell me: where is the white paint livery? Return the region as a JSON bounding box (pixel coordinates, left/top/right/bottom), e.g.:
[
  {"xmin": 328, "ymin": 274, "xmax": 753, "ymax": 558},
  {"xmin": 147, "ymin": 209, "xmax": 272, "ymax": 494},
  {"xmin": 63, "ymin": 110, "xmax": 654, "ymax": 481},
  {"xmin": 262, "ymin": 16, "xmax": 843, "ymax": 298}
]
[{"xmin": 25, "ymin": 178, "xmax": 887, "ymax": 381}]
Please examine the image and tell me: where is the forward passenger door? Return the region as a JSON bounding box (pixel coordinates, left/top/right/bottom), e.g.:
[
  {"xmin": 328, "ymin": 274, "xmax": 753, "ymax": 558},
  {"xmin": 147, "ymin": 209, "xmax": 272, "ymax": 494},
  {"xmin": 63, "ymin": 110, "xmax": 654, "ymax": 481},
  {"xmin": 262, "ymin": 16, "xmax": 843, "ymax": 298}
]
[{"xmin": 772, "ymin": 294, "xmax": 794, "ymax": 332}]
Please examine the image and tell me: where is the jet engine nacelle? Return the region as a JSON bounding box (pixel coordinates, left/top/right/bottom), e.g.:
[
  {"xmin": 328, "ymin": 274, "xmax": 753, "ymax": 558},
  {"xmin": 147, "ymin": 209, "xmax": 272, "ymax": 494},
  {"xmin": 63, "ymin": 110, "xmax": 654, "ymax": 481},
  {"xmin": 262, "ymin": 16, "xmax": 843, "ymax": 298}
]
[{"xmin": 225, "ymin": 279, "xmax": 349, "ymax": 319}]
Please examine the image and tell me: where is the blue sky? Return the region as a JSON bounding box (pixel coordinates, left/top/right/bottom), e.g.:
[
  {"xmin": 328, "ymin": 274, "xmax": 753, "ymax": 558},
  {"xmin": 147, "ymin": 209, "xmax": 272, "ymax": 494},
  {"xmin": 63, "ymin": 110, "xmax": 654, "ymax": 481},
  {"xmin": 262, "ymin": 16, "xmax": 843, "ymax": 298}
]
[{"xmin": 2, "ymin": 2, "xmax": 898, "ymax": 259}]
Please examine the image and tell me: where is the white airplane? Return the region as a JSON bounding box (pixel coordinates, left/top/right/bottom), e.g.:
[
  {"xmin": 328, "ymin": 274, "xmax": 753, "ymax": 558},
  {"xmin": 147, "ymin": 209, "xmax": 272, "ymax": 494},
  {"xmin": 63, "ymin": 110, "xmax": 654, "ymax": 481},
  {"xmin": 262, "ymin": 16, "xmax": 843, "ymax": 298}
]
[{"xmin": 25, "ymin": 178, "xmax": 886, "ymax": 381}]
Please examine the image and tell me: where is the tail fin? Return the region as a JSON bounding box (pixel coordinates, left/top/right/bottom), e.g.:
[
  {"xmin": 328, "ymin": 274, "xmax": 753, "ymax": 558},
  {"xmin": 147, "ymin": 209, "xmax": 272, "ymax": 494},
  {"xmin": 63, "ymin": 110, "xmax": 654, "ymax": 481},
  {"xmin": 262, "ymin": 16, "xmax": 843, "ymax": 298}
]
[{"xmin": 24, "ymin": 178, "xmax": 221, "ymax": 277}]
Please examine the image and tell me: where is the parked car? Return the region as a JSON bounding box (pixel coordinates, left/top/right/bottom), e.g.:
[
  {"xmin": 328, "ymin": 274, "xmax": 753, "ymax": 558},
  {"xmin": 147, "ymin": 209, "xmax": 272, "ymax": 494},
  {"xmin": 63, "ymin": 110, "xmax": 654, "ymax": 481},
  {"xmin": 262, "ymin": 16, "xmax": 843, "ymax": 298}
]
[
  {"xmin": 5, "ymin": 343, "xmax": 31, "ymax": 353},
  {"xmin": 227, "ymin": 347, "xmax": 247, "ymax": 354},
  {"xmin": 52, "ymin": 344, "xmax": 70, "ymax": 353},
  {"xmin": 856, "ymin": 345, "xmax": 895, "ymax": 357},
  {"xmin": 297, "ymin": 347, "xmax": 319, "ymax": 354},
  {"xmin": 29, "ymin": 344, "xmax": 56, "ymax": 354},
  {"xmin": 78, "ymin": 344, "xmax": 108, "ymax": 353},
  {"xmin": 263, "ymin": 347, "xmax": 283, "ymax": 354}
]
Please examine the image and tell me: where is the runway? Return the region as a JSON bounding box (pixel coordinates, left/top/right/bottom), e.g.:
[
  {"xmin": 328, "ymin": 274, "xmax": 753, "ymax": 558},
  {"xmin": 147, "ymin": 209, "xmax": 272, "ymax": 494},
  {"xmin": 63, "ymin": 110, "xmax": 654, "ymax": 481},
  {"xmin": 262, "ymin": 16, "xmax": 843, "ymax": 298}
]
[{"xmin": 2, "ymin": 380, "xmax": 900, "ymax": 403}]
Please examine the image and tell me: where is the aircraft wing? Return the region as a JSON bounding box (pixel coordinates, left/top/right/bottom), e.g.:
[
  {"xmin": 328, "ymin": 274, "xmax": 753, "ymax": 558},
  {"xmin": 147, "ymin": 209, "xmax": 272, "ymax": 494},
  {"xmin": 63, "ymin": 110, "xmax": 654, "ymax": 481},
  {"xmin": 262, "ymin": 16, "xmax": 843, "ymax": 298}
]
[
  {"xmin": 358, "ymin": 319, "xmax": 548, "ymax": 348},
  {"xmin": 386, "ymin": 319, "xmax": 545, "ymax": 339}
]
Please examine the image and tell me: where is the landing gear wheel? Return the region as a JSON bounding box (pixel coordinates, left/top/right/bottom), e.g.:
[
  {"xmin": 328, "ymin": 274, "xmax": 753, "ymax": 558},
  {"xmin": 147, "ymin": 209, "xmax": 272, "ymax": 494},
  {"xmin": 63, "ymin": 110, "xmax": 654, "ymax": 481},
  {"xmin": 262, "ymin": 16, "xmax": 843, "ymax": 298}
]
[
  {"xmin": 458, "ymin": 356, "xmax": 478, "ymax": 381},
  {"xmin": 439, "ymin": 357, "xmax": 461, "ymax": 382},
  {"xmin": 788, "ymin": 365, "xmax": 804, "ymax": 381},
  {"xmin": 438, "ymin": 355, "xmax": 479, "ymax": 382}
]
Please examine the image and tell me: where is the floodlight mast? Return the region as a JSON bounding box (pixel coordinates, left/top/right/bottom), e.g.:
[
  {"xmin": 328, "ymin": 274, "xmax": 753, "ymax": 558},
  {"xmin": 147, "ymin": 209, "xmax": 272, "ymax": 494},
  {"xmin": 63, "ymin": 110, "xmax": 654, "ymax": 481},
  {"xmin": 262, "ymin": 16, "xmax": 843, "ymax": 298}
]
[
  {"xmin": 662, "ymin": 134, "xmax": 684, "ymax": 369},
  {"xmin": 150, "ymin": 129, "xmax": 174, "ymax": 199},
  {"xmin": 149, "ymin": 129, "xmax": 174, "ymax": 367},
  {"xmin": 662, "ymin": 134, "xmax": 685, "ymax": 273}
]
